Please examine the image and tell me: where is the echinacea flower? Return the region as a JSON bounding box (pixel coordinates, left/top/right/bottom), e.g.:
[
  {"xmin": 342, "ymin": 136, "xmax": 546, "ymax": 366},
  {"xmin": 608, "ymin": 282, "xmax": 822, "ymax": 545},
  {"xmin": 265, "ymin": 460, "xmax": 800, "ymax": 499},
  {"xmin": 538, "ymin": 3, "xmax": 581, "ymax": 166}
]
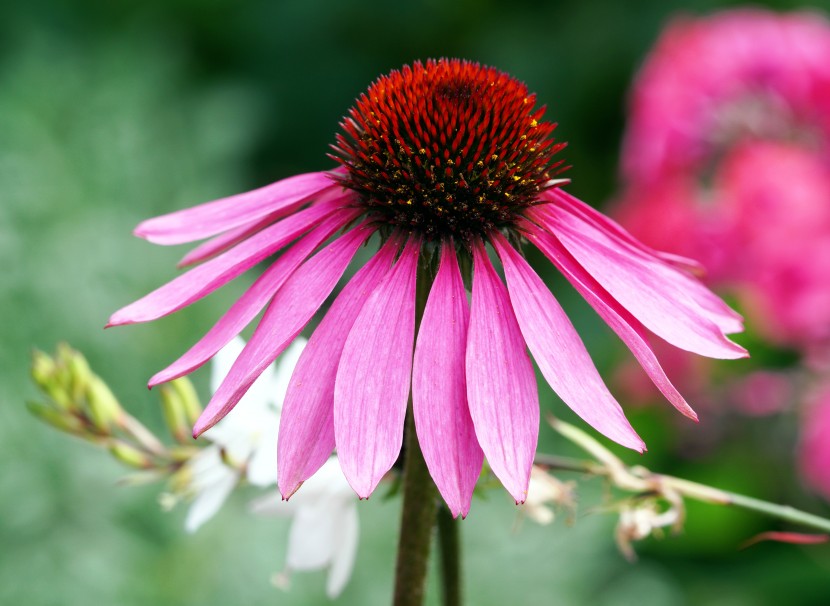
[{"xmin": 110, "ymin": 59, "xmax": 745, "ymax": 517}]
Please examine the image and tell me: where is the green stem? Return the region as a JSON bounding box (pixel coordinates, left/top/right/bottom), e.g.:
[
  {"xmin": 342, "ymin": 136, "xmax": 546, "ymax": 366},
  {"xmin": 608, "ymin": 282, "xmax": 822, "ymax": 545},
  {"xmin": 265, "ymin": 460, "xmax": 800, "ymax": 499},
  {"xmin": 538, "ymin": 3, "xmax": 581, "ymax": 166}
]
[
  {"xmin": 534, "ymin": 451, "xmax": 830, "ymax": 534},
  {"xmin": 436, "ymin": 505, "xmax": 461, "ymax": 606},
  {"xmin": 393, "ymin": 252, "xmax": 439, "ymax": 606},
  {"xmin": 393, "ymin": 407, "xmax": 438, "ymax": 606},
  {"xmin": 660, "ymin": 476, "xmax": 830, "ymax": 534}
]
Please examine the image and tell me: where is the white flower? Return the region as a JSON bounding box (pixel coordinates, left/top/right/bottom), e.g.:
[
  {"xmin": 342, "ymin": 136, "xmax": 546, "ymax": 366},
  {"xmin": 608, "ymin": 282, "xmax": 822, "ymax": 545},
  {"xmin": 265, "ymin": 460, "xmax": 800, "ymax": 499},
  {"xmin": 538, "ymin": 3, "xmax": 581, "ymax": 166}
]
[
  {"xmin": 176, "ymin": 336, "xmax": 360, "ymax": 598},
  {"xmin": 183, "ymin": 336, "xmax": 305, "ymax": 532},
  {"xmin": 251, "ymin": 458, "xmax": 359, "ymax": 599},
  {"xmin": 520, "ymin": 465, "xmax": 576, "ymax": 526},
  {"xmin": 615, "ymin": 501, "xmax": 680, "ymax": 561}
]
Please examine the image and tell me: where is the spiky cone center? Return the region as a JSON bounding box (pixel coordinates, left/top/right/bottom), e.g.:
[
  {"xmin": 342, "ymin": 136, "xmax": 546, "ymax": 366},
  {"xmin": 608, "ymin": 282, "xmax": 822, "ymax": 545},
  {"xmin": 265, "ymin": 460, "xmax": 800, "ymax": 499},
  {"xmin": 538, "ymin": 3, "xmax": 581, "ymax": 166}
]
[{"xmin": 332, "ymin": 59, "xmax": 567, "ymax": 242}]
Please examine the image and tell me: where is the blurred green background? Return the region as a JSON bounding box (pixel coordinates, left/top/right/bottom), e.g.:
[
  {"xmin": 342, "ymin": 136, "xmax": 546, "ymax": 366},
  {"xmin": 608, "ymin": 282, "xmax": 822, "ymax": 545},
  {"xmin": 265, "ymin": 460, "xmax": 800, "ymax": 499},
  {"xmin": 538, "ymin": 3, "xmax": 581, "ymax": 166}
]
[{"xmin": 3, "ymin": 0, "xmax": 830, "ymax": 603}]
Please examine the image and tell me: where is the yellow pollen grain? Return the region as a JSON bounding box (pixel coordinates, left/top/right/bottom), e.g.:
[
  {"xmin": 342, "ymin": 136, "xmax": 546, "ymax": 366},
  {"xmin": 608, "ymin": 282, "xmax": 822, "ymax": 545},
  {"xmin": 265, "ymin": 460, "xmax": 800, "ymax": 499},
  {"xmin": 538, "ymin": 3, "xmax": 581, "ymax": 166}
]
[
  {"xmin": 491, "ymin": 154, "xmax": 498, "ymax": 161},
  {"xmin": 419, "ymin": 148, "xmax": 426, "ymax": 154},
  {"xmin": 530, "ymin": 119, "xmax": 538, "ymax": 128}
]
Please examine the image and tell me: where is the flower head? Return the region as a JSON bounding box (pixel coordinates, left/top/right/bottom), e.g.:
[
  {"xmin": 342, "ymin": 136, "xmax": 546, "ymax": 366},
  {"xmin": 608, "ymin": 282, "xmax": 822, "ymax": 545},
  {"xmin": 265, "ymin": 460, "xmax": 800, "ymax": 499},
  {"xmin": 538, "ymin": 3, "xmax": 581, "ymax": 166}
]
[{"xmin": 111, "ymin": 58, "xmax": 744, "ymax": 517}]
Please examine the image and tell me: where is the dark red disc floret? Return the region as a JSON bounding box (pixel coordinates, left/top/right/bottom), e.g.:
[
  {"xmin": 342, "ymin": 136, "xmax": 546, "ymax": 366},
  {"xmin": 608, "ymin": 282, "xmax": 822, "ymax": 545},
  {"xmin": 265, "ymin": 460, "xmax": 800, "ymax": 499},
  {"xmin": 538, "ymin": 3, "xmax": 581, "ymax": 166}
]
[{"xmin": 331, "ymin": 58, "xmax": 567, "ymax": 241}]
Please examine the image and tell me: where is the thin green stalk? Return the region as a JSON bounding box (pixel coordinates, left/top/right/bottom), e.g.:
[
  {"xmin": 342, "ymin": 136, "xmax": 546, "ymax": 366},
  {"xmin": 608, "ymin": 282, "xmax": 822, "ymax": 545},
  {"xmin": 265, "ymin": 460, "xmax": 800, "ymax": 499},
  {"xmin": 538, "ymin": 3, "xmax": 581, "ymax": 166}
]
[
  {"xmin": 436, "ymin": 505, "xmax": 461, "ymax": 606},
  {"xmin": 393, "ymin": 253, "xmax": 439, "ymax": 606},
  {"xmin": 537, "ymin": 419, "xmax": 830, "ymax": 535},
  {"xmin": 660, "ymin": 476, "xmax": 830, "ymax": 533}
]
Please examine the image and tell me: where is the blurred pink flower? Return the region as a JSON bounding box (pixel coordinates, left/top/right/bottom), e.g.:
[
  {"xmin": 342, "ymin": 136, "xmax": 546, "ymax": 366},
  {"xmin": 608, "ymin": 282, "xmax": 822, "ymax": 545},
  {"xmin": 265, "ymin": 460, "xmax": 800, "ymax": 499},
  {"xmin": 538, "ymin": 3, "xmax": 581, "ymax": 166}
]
[
  {"xmin": 716, "ymin": 142, "xmax": 830, "ymax": 349},
  {"xmin": 727, "ymin": 370, "xmax": 793, "ymax": 417},
  {"xmin": 615, "ymin": 9, "xmax": 830, "ymax": 354},
  {"xmin": 111, "ymin": 59, "xmax": 743, "ymax": 517},
  {"xmin": 621, "ymin": 9, "xmax": 830, "ymax": 183},
  {"xmin": 799, "ymin": 384, "xmax": 830, "ymax": 499}
]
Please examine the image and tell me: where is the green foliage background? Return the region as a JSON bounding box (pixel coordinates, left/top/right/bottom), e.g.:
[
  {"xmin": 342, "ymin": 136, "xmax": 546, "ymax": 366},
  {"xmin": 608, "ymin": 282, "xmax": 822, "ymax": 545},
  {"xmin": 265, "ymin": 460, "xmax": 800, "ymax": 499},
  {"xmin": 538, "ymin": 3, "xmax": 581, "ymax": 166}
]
[{"xmin": 2, "ymin": 0, "xmax": 829, "ymax": 603}]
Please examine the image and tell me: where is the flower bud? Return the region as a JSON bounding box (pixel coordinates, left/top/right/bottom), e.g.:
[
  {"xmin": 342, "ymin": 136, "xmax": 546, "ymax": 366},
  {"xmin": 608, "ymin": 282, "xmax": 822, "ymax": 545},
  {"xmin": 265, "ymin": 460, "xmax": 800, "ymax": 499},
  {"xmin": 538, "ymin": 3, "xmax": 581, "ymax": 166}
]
[
  {"xmin": 160, "ymin": 384, "xmax": 189, "ymax": 443},
  {"xmin": 66, "ymin": 347, "xmax": 93, "ymax": 403},
  {"xmin": 30, "ymin": 350, "xmax": 73, "ymax": 411},
  {"xmin": 109, "ymin": 441, "xmax": 153, "ymax": 469},
  {"xmin": 86, "ymin": 376, "xmax": 124, "ymax": 432},
  {"xmin": 169, "ymin": 378, "xmax": 202, "ymax": 426},
  {"xmin": 26, "ymin": 401, "xmax": 85, "ymax": 435}
]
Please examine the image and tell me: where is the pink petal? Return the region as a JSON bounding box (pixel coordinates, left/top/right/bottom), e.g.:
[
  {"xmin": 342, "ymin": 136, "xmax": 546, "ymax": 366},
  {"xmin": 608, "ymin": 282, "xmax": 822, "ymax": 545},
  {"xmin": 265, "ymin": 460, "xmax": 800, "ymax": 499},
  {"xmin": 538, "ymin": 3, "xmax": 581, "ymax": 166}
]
[
  {"xmin": 334, "ymin": 236, "xmax": 420, "ymax": 498},
  {"xmin": 177, "ymin": 214, "xmax": 278, "ymax": 268},
  {"xmin": 194, "ymin": 223, "xmax": 373, "ymax": 436},
  {"xmin": 541, "ymin": 191, "xmax": 744, "ymax": 334},
  {"xmin": 741, "ymin": 532, "xmax": 830, "ymax": 549},
  {"xmin": 466, "ymin": 240, "xmax": 538, "ymax": 504},
  {"xmin": 108, "ymin": 199, "xmax": 343, "ymax": 327},
  {"xmin": 492, "ymin": 233, "xmax": 645, "ymax": 452},
  {"xmin": 278, "ymin": 236, "xmax": 402, "ymax": 498},
  {"xmin": 525, "ymin": 223, "xmax": 698, "ymax": 421},
  {"xmin": 135, "ymin": 171, "xmax": 338, "ymax": 245},
  {"xmin": 412, "ymin": 241, "xmax": 483, "ymax": 518},
  {"xmin": 530, "ymin": 205, "xmax": 747, "ymax": 359},
  {"xmin": 177, "ymin": 186, "xmax": 353, "ymax": 268},
  {"xmin": 543, "ymin": 188, "xmax": 705, "ymax": 274},
  {"xmin": 148, "ymin": 210, "xmax": 359, "ymax": 387}
]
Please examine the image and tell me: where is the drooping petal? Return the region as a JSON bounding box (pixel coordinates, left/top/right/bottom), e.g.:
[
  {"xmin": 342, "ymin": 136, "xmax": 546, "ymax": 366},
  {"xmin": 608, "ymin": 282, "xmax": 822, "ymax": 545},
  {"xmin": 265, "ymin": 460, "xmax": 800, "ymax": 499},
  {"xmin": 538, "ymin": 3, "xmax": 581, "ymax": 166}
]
[
  {"xmin": 530, "ymin": 205, "xmax": 747, "ymax": 359},
  {"xmin": 466, "ymin": 241, "xmax": 538, "ymax": 504},
  {"xmin": 148, "ymin": 212, "xmax": 356, "ymax": 387},
  {"xmin": 271, "ymin": 336, "xmax": 308, "ymax": 410},
  {"xmin": 177, "ymin": 186, "xmax": 352, "ymax": 268},
  {"xmin": 412, "ymin": 240, "xmax": 483, "ymax": 517},
  {"xmin": 278, "ymin": 237, "xmax": 401, "ymax": 498},
  {"xmin": 109, "ymin": 200, "xmax": 345, "ymax": 327},
  {"xmin": 525, "ymin": 223, "xmax": 697, "ymax": 420},
  {"xmin": 543, "ymin": 188, "xmax": 706, "ymax": 274},
  {"xmin": 540, "ymin": 193, "xmax": 744, "ymax": 335},
  {"xmin": 542, "ymin": 190, "xmax": 744, "ymax": 334},
  {"xmin": 177, "ymin": 214, "xmax": 279, "ymax": 268},
  {"xmin": 194, "ymin": 224, "xmax": 373, "ymax": 436},
  {"xmin": 334, "ymin": 236, "xmax": 420, "ymax": 498},
  {"xmin": 492, "ymin": 233, "xmax": 645, "ymax": 452},
  {"xmin": 135, "ymin": 171, "xmax": 338, "ymax": 245}
]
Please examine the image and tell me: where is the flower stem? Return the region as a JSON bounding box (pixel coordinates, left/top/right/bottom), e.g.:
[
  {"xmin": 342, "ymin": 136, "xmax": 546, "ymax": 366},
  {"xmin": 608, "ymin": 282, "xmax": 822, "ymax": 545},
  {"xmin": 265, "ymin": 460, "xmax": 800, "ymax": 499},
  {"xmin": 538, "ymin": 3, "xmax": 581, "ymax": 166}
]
[
  {"xmin": 393, "ymin": 252, "xmax": 439, "ymax": 606},
  {"xmin": 393, "ymin": 406, "xmax": 438, "ymax": 606},
  {"xmin": 436, "ymin": 505, "xmax": 461, "ymax": 606}
]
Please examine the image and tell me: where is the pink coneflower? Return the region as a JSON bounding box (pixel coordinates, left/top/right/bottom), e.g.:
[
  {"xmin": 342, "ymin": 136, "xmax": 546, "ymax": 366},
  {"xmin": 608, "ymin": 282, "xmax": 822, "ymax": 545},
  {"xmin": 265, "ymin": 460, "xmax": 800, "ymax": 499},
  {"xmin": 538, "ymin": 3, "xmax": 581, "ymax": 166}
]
[{"xmin": 110, "ymin": 59, "xmax": 745, "ymax": 517}]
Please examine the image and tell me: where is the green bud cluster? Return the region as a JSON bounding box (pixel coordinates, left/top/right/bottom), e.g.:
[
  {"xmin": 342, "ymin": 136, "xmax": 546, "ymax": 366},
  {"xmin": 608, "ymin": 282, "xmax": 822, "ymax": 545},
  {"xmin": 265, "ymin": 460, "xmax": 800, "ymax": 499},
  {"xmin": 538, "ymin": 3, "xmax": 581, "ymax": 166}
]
[{"xmin": 27, "ymin": 344, "xmax": 204, "ymax": 473}]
